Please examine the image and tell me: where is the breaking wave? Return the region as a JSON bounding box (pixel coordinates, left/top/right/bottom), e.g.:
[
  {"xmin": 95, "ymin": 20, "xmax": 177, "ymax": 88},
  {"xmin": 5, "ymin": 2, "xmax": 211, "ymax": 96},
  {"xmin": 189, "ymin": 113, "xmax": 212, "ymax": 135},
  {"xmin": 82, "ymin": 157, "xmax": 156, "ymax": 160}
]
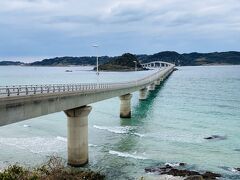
[
  {"xmin": 93, "ymin": 125, "xmax": 134, "ymax": 134},
  {"xmin": 109, "ymin": 150, "xmax": 147, "ymax": 160},
  {"xmin": 0, "ymin": 136, "xmax": 97, "ymax": 154}
]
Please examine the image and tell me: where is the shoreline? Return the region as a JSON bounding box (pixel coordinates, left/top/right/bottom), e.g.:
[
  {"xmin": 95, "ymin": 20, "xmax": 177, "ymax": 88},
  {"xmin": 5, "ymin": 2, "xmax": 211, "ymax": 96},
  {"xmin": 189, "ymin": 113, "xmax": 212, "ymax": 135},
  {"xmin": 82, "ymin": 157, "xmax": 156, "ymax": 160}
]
[{"xmin": 0, "ymin": 64, "xmax": 240, "ymax": 67}]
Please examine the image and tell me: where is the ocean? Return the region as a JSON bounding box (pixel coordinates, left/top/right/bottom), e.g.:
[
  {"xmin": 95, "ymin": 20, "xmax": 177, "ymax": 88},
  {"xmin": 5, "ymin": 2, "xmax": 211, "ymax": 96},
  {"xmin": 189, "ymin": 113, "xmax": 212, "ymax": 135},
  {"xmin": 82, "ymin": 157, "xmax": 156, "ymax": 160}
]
[{"xmin": 0, "ymin": 65, "xmax": 239, "ymax": 179}]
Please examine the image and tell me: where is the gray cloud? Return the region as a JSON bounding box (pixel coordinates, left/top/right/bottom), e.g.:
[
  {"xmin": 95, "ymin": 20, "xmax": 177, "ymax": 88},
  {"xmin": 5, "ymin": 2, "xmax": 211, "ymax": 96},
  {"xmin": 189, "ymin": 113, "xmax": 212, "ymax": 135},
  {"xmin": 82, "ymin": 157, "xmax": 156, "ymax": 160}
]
[{"xmin": 0, "ymin": 0, "xmax": 239, "ymax": 59}]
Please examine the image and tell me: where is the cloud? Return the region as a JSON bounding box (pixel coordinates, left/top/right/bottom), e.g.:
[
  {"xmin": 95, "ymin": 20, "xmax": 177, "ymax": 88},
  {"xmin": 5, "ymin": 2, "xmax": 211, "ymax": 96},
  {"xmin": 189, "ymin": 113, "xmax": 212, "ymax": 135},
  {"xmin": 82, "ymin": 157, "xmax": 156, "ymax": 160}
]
[{"xmin": 0, "ymin": 0, "xmax": 239, "ymax": 59}]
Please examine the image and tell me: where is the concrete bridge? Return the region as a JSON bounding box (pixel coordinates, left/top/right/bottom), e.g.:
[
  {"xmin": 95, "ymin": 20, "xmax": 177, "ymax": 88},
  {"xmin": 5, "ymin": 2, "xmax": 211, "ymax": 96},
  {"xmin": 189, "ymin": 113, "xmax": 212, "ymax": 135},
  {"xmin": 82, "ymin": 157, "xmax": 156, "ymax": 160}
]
[
  {"xmin": 0, "ymin": 61, "xmax": 175, "ymax": 167},
  {"xmin": 141, "ymin": 61, "xmax": 172, "ymax": 69}
]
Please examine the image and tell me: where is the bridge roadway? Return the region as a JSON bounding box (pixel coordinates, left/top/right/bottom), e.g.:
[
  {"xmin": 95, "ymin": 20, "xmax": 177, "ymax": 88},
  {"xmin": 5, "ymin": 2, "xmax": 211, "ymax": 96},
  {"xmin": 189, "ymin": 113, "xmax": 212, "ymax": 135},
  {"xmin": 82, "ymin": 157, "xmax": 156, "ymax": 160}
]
[{"xmin": 0, "ymin": 61, "xmax": 175, "ymax": 166}]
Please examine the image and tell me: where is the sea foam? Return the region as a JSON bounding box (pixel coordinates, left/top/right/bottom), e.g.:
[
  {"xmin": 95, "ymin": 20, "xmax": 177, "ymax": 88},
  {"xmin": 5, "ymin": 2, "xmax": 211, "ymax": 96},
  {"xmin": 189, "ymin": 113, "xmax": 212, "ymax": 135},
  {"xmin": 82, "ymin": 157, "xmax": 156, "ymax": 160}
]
[
  {"xmin": 93, "ymin": 125, "xmax": 133, "ymax": 134},
  {"xmin": 0, "ymin": 137, "xmax": 67, "ymax": 154},
  {"xmin": 165, "ymin": 162, "xmax": 182, "ymax": 167},
  {"xmin": 109, "ymin": 150, "xmax": 147, "ymax": 160}
]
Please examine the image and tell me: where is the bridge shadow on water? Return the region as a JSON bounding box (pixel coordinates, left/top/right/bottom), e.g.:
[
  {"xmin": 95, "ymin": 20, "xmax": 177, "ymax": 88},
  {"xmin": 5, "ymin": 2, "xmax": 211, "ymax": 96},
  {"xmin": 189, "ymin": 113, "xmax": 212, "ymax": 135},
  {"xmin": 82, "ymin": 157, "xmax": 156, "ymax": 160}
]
[
  {"xmin": 98, "ymin": 81, "xmax": 172, "ymax": 179},
  {"xmin": 91, "ymin": 73, "xmax": 174, "ymax": 179},
  {"xmin": 111, "ymin": 78, "xmax": 171, "ymax": 152},
  {"xmin": 121, "ymin": 79, "xmax": 170, "ymax": 127}
]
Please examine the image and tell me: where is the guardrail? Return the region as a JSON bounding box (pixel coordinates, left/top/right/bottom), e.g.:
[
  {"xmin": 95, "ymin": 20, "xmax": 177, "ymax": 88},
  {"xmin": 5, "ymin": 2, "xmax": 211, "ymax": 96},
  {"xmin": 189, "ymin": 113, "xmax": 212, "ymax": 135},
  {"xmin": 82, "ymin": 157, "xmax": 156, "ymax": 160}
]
[{"xmin": 0, "ymin": 64, "xmax": 174, "ymax": 97}]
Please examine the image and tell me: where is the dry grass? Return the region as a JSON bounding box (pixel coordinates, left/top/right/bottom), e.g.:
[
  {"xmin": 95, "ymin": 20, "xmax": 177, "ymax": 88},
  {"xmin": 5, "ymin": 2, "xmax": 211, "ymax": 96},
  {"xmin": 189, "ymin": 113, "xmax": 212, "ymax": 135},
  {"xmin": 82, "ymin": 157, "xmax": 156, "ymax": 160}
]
[{"xmin": 0, "ymin": 156, "xmax": 105, "ymax": 180}]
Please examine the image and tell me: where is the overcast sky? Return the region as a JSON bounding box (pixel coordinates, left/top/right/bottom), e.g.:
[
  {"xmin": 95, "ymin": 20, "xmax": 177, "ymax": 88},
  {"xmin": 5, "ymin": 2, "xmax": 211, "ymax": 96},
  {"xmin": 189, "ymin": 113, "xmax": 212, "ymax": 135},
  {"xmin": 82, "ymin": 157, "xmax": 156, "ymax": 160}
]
[{"xmin": 0, "ymin": 0, "xmax": 240, "ymax": 61}]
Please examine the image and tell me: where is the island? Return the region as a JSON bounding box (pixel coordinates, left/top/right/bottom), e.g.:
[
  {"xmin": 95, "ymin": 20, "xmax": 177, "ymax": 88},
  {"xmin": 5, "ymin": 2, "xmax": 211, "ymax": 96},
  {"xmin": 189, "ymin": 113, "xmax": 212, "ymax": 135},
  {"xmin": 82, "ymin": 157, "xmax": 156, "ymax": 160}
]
[
  {"xmin": 95, "ymin": 53, "xmax": 144, "ymax": 71},
  {"xmin": 0, "ymin": 61, "xmax": 24, "ymax": 66},
  {"xmin": 0, "ymin": 51, "xmax": 240, "ymax": 67}
]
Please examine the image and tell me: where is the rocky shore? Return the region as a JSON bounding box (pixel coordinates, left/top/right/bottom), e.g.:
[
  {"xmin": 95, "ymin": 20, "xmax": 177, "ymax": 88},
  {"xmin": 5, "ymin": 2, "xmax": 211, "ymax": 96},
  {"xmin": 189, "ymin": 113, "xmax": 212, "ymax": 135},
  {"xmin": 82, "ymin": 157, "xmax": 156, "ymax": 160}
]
[{"xmin": 145, "ymin": 163, "xmax": 221, "ymax": 180}]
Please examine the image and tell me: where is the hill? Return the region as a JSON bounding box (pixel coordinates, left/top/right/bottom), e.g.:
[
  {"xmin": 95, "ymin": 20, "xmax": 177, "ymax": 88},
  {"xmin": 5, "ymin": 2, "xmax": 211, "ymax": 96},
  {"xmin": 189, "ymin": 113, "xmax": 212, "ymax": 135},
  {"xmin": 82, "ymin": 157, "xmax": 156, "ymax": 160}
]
[
  {"xmin": 29, "ymin": 56, "xmax": 110, "ymax": 66},
  {"xmin": 0, "ymin": 61, "xmax": 24, "ymax": 66},
  {"xmin": 97, "ymin": 53, "xmax": 144, "ymax": 71},
  {"xmin": 138, "ymin": 51, "xmax": 240, "ymax": 66},
  {"xmin": 1, "ymin": 51, "xmax": 239, "ymax": 67}
]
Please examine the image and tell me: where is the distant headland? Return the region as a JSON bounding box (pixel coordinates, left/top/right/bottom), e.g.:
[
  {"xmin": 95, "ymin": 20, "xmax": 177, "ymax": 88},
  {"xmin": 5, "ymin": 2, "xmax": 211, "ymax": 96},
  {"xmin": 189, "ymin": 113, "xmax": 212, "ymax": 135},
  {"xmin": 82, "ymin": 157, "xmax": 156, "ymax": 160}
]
[{"xmin": 0, "ymin": 51, "xmax": 240, "ymax": 67}]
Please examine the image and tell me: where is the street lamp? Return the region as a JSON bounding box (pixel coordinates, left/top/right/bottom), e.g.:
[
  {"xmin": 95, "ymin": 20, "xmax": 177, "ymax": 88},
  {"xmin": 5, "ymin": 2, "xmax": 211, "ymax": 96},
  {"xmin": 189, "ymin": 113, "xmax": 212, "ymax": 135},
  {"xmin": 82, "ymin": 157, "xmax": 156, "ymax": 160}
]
[
  {"xmin": 92, "ymin": 44, "xmax": 99, "ymax": 75},
  {"xmin": 133, "ymin": 61, "xmax": 137, "ymax": 71}
]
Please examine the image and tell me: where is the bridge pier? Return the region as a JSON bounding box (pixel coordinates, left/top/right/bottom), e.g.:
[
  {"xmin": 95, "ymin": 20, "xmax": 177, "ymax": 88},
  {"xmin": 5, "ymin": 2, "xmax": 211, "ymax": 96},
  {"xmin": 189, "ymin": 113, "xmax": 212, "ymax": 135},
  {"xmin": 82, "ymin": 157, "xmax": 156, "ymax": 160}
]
[
  {"xmin": 64, "ymin": 105, "xmax": 92, "ymax": 167},
  {"xmin": 139, "ymin": 88, "xmax": 148, "ymax": 100},
  {"xmin": 148, "ymin": 83, "xmax": 155, "ymax": 91},
  {"xmin": 119, "ymin": 94, "xmax": 132, "ymax": 118}
]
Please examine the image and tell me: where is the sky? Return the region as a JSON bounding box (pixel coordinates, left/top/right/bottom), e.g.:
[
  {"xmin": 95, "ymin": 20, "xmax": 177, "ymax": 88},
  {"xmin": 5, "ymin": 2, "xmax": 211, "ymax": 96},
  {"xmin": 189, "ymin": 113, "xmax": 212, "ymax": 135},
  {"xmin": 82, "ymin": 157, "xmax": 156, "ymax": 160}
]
[{"xmin": 0, "ymin": 0, "xmax": 240, "ymax": 62}]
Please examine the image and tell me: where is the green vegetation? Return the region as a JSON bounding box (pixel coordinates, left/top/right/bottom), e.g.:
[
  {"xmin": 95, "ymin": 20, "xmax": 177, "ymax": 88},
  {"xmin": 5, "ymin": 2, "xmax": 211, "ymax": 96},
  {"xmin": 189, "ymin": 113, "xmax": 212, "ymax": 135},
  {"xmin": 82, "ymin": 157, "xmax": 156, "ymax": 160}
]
[
  {"xmin": 29, "ymin": 56, "xmax": 110, "ymax": 66},
  {"xmin": 0, "ymin": 51, "xmax": 239, "ymax": 67},
  {"xmin": 0, "ymin": 156, "xmax": 104, "ymax": 180},
  {"xmin": 26, "ymin": 51, "xmax": 240, "ymax": 67},
  {"xmin": 0, "ymin": 61, "xmax": 24, "ymax": 66},
  {"xmin": 96, "ymin": 53, "xmax": 144, "ymax": 71},
  {"xmin": 138, "ymin": 51, "xmax": 240, "ymax": 66}
]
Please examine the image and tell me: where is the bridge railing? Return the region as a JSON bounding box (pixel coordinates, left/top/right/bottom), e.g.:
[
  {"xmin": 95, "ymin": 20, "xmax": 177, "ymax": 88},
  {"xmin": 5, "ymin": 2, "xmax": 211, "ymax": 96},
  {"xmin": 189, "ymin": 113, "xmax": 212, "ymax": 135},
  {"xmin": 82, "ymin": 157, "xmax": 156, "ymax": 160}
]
[
  {"xmin": 0, "ymin": 64, "xmax": 174, "ymax": 97},
  {"xmin": 0, "ymin": 84, "xmax": 110, "ymax": 97}
]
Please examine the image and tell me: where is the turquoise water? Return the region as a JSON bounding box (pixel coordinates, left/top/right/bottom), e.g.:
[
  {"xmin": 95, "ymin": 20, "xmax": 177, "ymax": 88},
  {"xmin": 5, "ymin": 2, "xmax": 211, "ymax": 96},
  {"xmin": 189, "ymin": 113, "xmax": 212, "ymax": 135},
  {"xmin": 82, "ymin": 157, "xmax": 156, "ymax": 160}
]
[{"xmin": 0, "ymin": 65, "xmax": 239, "ymax": 179}]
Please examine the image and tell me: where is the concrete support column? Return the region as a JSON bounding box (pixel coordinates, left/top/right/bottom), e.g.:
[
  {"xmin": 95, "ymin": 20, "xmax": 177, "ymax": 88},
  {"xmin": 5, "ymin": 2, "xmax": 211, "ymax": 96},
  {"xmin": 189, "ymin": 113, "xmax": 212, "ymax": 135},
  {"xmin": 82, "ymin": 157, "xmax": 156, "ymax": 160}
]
[
  {"xmin": 148, "ymin": 83, "xmax": 155, "ymax": 91},
  {"xmin": 154, "ymin": 79, "xmax": 161, "ymax": 86},
  {"xmin": 119, "ymin": 93, "xmax": 132, "ymax": 118},
  {"xmin": 64, "ymin": 106, "xmax": 92, "ymax": 167},
  {"xmin": 139, "ymin": 88, "xmax": 148, "ymax": 100}
]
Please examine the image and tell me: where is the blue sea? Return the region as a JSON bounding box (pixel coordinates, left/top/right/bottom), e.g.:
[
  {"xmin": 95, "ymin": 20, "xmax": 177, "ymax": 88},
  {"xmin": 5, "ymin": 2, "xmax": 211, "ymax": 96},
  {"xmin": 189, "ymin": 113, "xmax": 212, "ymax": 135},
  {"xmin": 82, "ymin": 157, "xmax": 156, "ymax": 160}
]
[{"xmin": 0, "ymin": 65, "xmax": 239, "ymax": 179}]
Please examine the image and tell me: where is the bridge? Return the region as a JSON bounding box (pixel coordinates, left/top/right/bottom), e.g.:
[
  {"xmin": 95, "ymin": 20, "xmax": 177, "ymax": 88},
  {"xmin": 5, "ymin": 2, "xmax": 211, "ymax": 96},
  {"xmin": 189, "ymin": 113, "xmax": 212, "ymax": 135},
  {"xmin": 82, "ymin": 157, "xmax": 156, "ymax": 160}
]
[
  {"xmin": 141, "ymin": 61, "xmax": 172, "ymax": 69},
  {"xmin": 0, "ymin": 61, "xmax": 175, "ymax": 167}
]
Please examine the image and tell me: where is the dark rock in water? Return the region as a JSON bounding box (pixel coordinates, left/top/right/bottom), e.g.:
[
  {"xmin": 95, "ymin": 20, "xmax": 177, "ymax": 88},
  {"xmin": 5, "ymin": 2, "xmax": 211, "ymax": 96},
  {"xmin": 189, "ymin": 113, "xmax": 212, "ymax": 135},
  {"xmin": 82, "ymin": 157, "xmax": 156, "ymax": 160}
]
[
  {"xmin": 179, "ymin": 162, "xmax": 186, "ymax": 166},
  {"xmin": 235, "ymin": 168, "xmax": 240, "ymax": 172},
  {"xmin": 204, "ymin": 136, "xmax": 214, "ymax": 140},
  {"xmin": 145, "ymin": 164, "xmax": 199, "ymax": 177},
  {"xmin": 145, "ymin": 164, "xmax": 221, "ymax": 179},
  {"xmin": 204, "ymin": 135, "xmax": 227, "ymax": 140},
  {"xmin": 184, "ymin": 175, "xmax": 204, "ymax": 180},
  {"xmin": 145, "ymin": 167, "xmax": 160, "ymax": 173},
  {"xmin": 202, "ymin": 171, "xmax": 221, "ymax": 179},
  {"xmin": 167, "ymin": 169, "xmax": 200, "ymax": 177},
  {"xmin": 145, "ymin": 164, "xmax": 172, "ymax": 174},
  {"xmin": 165, "ymin": 164, "xmax": 173, "ymax": 169}
]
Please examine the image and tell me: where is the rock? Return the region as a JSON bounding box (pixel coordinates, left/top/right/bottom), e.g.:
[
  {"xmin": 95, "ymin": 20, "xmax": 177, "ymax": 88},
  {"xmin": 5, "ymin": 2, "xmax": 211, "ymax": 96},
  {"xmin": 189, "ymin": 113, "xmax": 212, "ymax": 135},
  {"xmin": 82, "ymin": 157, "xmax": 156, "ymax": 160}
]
[
  {"xmin": 179, "ymin": 163, "xmax": 186, "ymax": 166},
  {"xmin": 165, "ymin": 164, "xmax": 173, "ymax": 169},
  {"xmin": 204, "ymin": 137, "xmax": 214, "ymax": 140},
  {"xmin": 202, "ymin": 171, "xmax": 221, "ymax": 179},
  {"xmin": 166, "ymin": 169, "xmax": 200, "ymax": 177},
  {"xmin": 204, "ymin": 135, "xmax": 227, "ymax": 140},
  {"xmin": 145, "ymin": 167, "xmax": 159, "ymax": 173},
  {"xmin": 235, "ymin": 168, "xmax": 240, "ymax": 172},
  {"xmin": 145, "ymin": 164, "xmax": 172, "ymax": 174},
  {"xmin": 145, "ymin": 164, "xmax": 221, "ymax": 179},
  {"xmin": 184, "ymin": 175, "xmax": 204, "ymax": 180}
]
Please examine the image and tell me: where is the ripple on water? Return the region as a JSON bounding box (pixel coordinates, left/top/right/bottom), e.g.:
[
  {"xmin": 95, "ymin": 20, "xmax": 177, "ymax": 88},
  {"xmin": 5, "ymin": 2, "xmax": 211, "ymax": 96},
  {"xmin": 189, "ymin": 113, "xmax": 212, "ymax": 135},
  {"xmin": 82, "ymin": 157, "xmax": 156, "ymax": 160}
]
[
  {"xmin": 0, "ymin": 137, "xmax": 97, "ymax": 154},
  {"xmin": 0, "ymin": 137, "xmax": 66, "ymax": 154}
]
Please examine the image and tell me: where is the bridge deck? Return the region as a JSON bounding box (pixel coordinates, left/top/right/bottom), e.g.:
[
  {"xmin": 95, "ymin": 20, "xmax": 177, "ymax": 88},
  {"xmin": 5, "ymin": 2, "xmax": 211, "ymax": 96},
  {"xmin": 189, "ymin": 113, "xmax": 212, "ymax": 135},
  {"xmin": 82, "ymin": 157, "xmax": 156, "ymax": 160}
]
[{"xmin": 0, "ymin": 64, "xmax": 175, "ymax": 126}]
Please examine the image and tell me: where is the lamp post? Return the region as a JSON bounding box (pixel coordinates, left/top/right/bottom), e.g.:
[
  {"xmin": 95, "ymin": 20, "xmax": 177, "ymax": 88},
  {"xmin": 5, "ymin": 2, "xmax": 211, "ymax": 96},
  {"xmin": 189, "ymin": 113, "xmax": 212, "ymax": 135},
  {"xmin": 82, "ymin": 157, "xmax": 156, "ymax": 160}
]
[
  {"xmin": 133, "ymin": 61, "xmax": 137, "ymax": 71},
  {"xmin": 92, "ymin": 44, "xmax": 99, "ymax": 75}
]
